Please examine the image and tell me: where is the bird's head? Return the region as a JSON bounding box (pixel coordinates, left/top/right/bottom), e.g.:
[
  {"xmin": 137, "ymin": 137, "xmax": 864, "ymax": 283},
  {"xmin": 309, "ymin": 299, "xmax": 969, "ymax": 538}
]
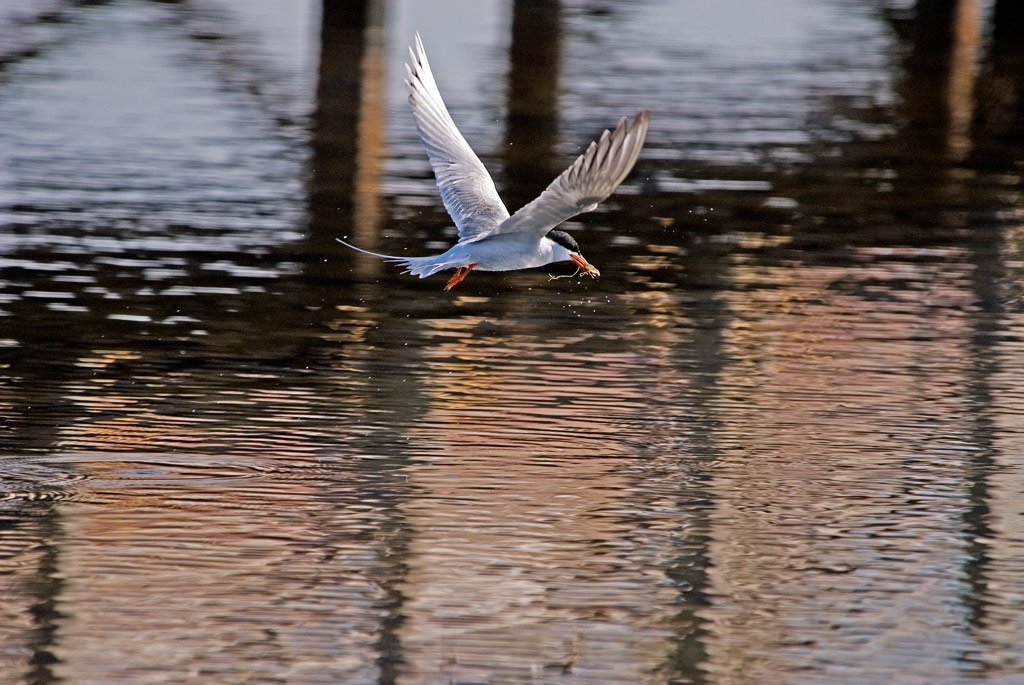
[{"xmin": 547, "ymin": 230, "xmax": 600, "ymax": 278}]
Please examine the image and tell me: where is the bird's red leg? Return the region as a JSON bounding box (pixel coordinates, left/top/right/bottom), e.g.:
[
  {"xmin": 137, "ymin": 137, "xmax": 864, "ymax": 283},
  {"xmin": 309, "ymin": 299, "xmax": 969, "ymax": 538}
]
[
  {"xmin": 444, "ymin": 264, "xmax": 476, "ymax": 291},
  {"xmin": 445, "ymin": 267, "xmax": 464, "ymax": 291}
]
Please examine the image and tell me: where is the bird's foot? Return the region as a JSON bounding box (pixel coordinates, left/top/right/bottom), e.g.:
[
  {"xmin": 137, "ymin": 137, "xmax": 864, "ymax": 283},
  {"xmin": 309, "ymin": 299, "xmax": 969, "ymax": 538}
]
[{"xmin": 444, "ymin": 264, "xmax": 476, "ymax": 291}]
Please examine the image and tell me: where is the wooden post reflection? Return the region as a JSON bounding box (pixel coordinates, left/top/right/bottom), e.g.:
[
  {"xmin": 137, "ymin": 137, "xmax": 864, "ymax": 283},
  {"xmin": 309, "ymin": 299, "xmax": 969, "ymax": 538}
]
[
  {"xmin": 502, "ymin": 0, "xmax": 561, "ymax": 212},
  {"xmin": 0, "ymin": 506, "xmax": 64, "ymax": 684},
  {"xmin": 946, "ymin": 0, "xmax": 981, "ymax": 159},
  {"xmin": 973, "ymin": 0, "xmax": 1024, "ymax": 158},
  {"xmin": 902, "ymin": 0, "xmax": 982, "ymax": 161},
  {"xmin": 992, "ymin": 0, "xmax": 1024, "ymax": 46},
  {"xmin": 961, "ymin": 0, "xmax": 1024, "ymax": 663},
  {"xmin": 307, "ymin": 0, "xmax": 385, "ymax": 280}
]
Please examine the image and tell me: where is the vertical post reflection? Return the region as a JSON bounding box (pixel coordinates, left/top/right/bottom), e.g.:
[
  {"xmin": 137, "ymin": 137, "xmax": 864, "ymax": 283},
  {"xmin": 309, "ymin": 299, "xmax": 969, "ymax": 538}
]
[
  {"xmin": 960, "ymin": 0, "xmax": 1024, "ymax": 668},
  {"xmin": 307, "ymin": 0, "xmax": 385, "ymax": 281},
  {"xmin": 900, "ymin": 0, "xmax": 982, "ymax": 162},
  {"xmin": 0, "ymin": 506, "xmax": 64, "ymax": 684},
  {"xmin": 991, "ymin": 0, "xmax": 1024, "ymax": 49},
  {"xmin": 973, "ymin": 0, "xmax": 1024, "ymax": 158},
  {"xmin": 664, "ymin": 286, "xmax": 731, "ymax": 682},
  {"xmin": 25, "ymin": 512, "xmax": 62, "ymax": 685},
  {"xmin": 945, "ymin": 0, "xmax": 982, "ymax": 159},
  {"xmin": 639, "ymin": 239, "xmax": 735, "ymax": 682},
  {"xmin": 502, "ymin": 0, "xmax": 561, "ymax": 212},
  {"xmin": 961, "ymin": 238, "xmax": 1001, "ymax": 636}
]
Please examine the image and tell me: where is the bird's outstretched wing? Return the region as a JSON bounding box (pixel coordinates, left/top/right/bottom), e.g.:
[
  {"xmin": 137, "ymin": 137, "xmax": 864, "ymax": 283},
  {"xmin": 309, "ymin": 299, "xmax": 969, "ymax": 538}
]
[
  {"xmin": 405, "ymin": 33, "xmax": 510, "ymax": 242},
  {"xmin": 495, "ymin": 110, "xmax": 649, "ymax": 238}
]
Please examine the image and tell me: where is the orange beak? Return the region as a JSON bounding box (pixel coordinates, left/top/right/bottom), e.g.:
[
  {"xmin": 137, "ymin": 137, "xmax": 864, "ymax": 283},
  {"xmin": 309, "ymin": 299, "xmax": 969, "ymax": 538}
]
[{"xmin": 570, "ymin": 253, "xmax": 601, "ymax": 277}]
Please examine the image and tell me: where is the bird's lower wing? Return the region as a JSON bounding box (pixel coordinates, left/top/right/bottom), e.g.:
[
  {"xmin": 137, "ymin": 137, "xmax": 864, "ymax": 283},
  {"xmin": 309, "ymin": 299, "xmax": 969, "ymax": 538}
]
[
  {"xmin": 406, "ymin": 33, "xmax": 510, "ymax": 242},
  {"xmin": 493, "ymin": 110, "xmax": 649, "ymax": 239}
]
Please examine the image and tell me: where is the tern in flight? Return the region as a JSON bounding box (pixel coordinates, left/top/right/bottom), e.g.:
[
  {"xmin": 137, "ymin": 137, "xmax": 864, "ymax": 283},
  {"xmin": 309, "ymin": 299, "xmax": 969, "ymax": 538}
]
[{"xmin": 338, "ymin": 34, "xmax": 649, "ymax": 291}]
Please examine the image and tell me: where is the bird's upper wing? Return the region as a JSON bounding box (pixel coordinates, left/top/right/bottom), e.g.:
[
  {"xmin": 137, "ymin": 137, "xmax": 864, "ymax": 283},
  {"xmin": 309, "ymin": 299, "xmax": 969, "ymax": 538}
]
[
  {"xmin": 405, "ymin": 33, "xmax": 509, "ymax": 242},
  {"xmin": 494, "ymin": 110, "xmax": 649, "ymax": 239}
]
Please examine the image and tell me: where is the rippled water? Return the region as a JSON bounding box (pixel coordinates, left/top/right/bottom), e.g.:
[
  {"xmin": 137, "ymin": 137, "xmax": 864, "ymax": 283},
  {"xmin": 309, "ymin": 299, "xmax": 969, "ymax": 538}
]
[{"xmin": 2, "ymin": 0, "xmax": 1024, "ymax": 682}]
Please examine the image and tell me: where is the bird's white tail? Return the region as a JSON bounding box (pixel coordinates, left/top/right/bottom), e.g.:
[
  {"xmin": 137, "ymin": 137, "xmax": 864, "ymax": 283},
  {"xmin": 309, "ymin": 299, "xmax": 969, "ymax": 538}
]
[{"xmin": 335, "ymin": 239, "xmax": 453, "ymax": 278}]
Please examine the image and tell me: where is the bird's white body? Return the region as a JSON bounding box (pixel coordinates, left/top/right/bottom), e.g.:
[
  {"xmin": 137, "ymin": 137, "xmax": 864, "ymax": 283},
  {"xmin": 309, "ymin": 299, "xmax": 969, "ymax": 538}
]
[
  {"xmin": 460, "ymin": 234, "xmax": 575, "ymax": 272},
  {"xmin": 338, "ymin": 33, "xmax": 649, "ymax": 290},
  {"xmin": 349, "ymin": 232, "xmax": 576, "ymax": 278}
]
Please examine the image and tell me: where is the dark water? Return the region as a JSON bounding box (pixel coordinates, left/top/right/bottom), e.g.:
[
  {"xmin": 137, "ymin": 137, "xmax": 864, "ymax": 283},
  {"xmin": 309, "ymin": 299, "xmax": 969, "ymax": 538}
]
[{"xmin": 2, "ymin": 0, "xmax": 1024, "ymax": 682}]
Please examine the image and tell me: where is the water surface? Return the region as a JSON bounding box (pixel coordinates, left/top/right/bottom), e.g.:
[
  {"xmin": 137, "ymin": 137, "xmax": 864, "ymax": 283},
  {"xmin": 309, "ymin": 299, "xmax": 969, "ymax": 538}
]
[{"xmin": 2, "ymin": 0, "xmax": 1024, "ymax": 683}]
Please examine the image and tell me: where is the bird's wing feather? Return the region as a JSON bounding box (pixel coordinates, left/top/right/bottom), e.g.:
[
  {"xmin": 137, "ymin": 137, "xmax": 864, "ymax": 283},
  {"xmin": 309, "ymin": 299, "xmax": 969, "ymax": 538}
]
[
  {"xmin": 405, "ymin": 33, "xmax": 509, "ymax": 242},
  {"xmin": 494, "ymin": 110, "xmax": 649, "ymax": 239}
]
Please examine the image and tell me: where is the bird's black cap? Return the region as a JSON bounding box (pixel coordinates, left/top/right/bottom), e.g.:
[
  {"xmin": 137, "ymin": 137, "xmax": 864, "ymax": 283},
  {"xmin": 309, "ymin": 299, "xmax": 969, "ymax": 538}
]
[{"xmin": 547, "ymin": 230, "xmax": 581, "ymax": 254}]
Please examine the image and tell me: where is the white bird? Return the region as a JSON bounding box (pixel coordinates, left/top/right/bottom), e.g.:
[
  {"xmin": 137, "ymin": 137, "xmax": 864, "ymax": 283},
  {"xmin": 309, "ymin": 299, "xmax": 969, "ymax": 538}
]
[{"xmin": 338, "ymin": 33, "xmax": 649, "ymax": 291}]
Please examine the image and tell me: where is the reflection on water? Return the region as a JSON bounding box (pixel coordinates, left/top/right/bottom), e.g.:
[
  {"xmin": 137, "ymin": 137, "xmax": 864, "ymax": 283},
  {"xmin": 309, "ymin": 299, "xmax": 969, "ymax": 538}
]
[{"xmin": 2, "ymin": 0, "xmax": 1024, "ymax": 682}]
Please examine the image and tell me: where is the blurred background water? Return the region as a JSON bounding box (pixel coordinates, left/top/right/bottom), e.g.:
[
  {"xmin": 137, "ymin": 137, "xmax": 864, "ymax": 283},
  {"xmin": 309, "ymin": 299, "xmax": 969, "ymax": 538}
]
[{"xmin": 1, "ymin": 0, "xmax": 1024, "ymax": 683}]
